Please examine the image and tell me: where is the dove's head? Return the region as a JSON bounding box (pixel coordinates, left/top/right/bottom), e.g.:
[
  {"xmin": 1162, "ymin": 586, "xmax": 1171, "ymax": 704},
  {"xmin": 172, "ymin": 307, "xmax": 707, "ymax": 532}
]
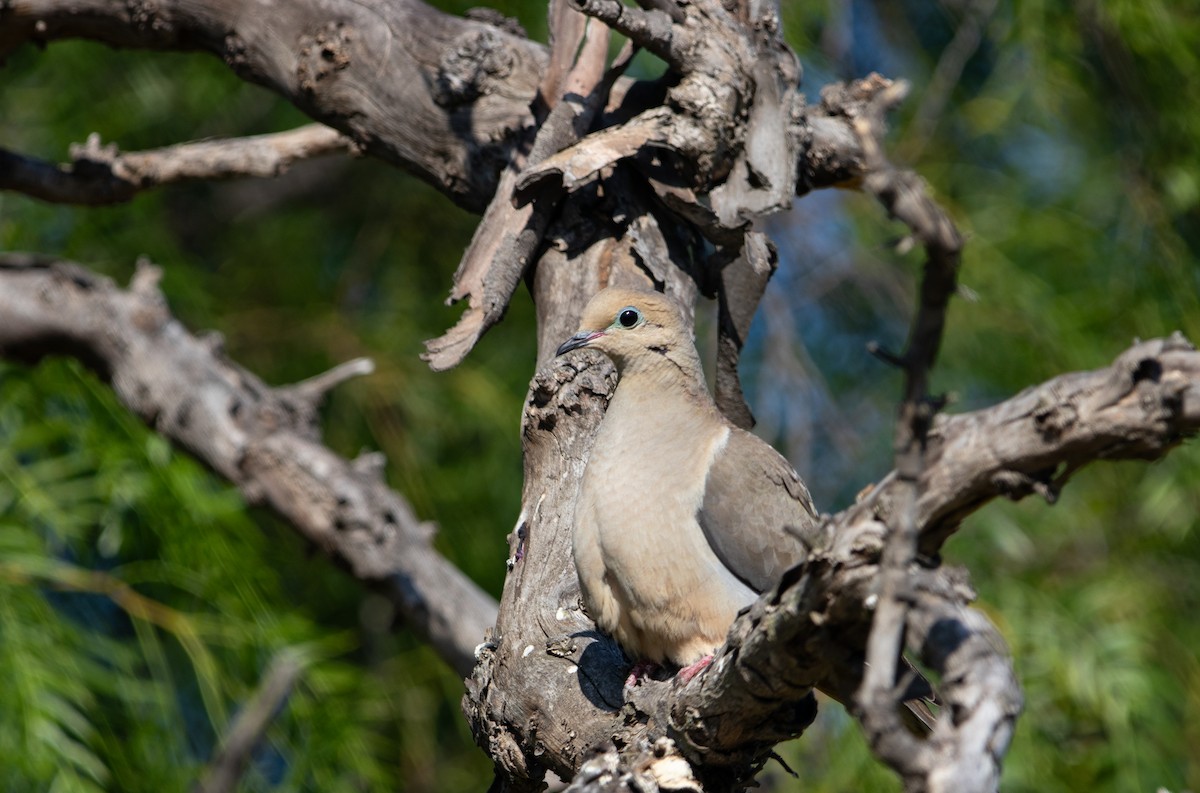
[{"xmin": 555, "ymin": 287, "xmax": 697, "ymax": 376}]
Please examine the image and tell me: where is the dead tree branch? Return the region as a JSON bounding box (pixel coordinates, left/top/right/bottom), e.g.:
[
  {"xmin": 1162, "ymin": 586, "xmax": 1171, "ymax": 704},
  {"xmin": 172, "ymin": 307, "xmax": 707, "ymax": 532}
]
[
  {"xmin": 916, "ymin": 332, "xmax": 1199, "ymax": 545},
  {"xmin": 0, "ymin": 125, "xmax": 353, "ymax": 205},
  {"xmin": 422, "ymin": 5, "xmax": 631, "ymax": 371},
  {"xmin": 0, "ymin": 0, "xmax": 547, "ymax": 212},
  {"xmin": 1, "ymin": 0, "xmax": 901, "ymax": 380},
  {"xmin": 193, "ymin": 651, "xmax": 305, "ymax": 793},
  {"xmin": 837, "ymin": 73, "xmax": 995, "ymax": 790},
  {"xmin": 6, "ymin": 2, "xmax": 1195, "ymax": 788},
  {"xmin": 543, "ymin": 332, "xmax": 1198, "ymax": 790},
  {"xmin": 0, "ymin": 0, "xmax": 875, "ymax": 214},
  {"xmin": 0, "ymin": 253, "xmax": 497, "ymax": 677},
  {"xmin": 1, "ymin": 253, "xmax": 1196, "ymax": 789},
  {"xmin": 464, "ymin": 325, "xmax": 1198, "ymax": 791}
]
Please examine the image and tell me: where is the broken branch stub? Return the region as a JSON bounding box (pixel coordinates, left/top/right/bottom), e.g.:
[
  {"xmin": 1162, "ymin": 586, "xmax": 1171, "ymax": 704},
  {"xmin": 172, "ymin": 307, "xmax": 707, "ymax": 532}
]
[
  {"xmin": 422, "ymin": 10, "xmax": 624, "ymax": 372},
  {"xmin": 438, "ymin": 0, "xmax": 808, "ymax": 369}
]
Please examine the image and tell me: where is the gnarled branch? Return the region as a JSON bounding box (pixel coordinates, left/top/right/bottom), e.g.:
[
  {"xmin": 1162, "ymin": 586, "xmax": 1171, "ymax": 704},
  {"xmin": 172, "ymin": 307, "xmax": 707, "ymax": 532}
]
[
  {"xmin": 0, "ymin": 253, "xmax": 497, "ymax": 677},
  {"xmin": 0, "ymin": 0, "xmax": 546, "ymax": 212},
  {"xmin": 2, "ymin": 256, "xmax": 1196, "ymax": 790},
  {"xmin": 483, "ymin": 322, "xmax": 1197, "ymax": 791}
]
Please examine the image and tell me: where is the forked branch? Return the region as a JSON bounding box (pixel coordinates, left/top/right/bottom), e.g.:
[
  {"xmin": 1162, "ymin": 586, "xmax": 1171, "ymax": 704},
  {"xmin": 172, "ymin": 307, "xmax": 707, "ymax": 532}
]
[
  {"xmin": 1, "ymin": 254, "xmax": 1195, "ymax": 789},
  {"xmin": 0, "ymin": 253, "xmax": 497, "ymax": 677}
]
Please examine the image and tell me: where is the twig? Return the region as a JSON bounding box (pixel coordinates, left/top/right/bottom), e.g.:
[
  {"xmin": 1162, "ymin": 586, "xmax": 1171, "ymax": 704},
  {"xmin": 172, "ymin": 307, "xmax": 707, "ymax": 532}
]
[
  {"xmin": 903, "ymin": 0, "xmax": 1000, "ymax": 162},
  {"xmin": 0, "ymin": 125, "xmax": 353, "ymax": 205},
  {"xmin": 569, "ymin": 0, "xmax": 688, "ymax": 69},
  {"xmin": 193, "ymin": 652, "xmax": 305, "ymax": 793},
  {"xmin": 287, "ymin": 357, "xmax": 376, "ymax": 403}
]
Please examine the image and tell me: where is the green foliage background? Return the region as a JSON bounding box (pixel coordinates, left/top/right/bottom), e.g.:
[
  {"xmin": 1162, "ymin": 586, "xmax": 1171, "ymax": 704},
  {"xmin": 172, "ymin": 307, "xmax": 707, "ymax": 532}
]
[{"xmin": 1, "ymin": 1, "xmax": 1197, "ymax": 790}]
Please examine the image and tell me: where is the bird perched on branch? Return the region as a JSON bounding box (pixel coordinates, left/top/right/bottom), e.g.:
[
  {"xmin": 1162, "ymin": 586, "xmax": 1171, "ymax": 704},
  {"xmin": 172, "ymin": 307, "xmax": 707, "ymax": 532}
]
[{"xmin": 556, "ymin": 287, "xmax": 822, "ymax": 684}]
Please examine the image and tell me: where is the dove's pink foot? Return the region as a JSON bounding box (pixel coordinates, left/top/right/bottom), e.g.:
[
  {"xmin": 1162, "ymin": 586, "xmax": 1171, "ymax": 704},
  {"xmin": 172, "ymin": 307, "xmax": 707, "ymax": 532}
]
[
  {"xmin": 676, "ymin": 654, "xmax": 713, "ymax": 684},
  {"xmin": 624, "ymin": 661, "xmax": 660, "ymax": 688}
]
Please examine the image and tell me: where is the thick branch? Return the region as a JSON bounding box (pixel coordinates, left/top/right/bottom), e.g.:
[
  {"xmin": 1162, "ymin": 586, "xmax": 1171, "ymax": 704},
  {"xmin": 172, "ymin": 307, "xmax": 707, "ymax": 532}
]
[
  {"xmin": 903, "ymin": 575, "xmax": 1021, "ymax": 793},
  {"xmin": 1, "ymin": 0, "xmax": 888, "ymax": 215},
  {"xmin": 422, "ymin": 10, "xmax": 628, "ymax": 371},
  {"xmin": 484, "ymin": 316, "xmax": 1199, "ymax": 790},
  {"xmin": 3, "ymin": 253, "xmax": 1195, "ymax": 789},
  {"xmin": 0, "ymin": 125, "xmax": 353, "ymax": 205},
  {"xmin": 600, "ymin": 332, "xmax": 1198, "ymax": 786},
  {"xmin": 0, "ymin": 0, "xmax": 546, "ymax": 212},
  {"xmin": 916, "ymin": 333, "xmax": 1200, "ymax": 547},
  {"xmin": 0, "ymin": 254, "xmax": 498, "ymax": 677}
]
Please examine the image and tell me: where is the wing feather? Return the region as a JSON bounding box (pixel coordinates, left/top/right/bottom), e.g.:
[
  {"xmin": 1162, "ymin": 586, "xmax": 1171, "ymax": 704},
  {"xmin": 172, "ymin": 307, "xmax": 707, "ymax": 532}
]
[{"xmin": 697, "ymin": 428, "xmax": 819, "ymax": 593}]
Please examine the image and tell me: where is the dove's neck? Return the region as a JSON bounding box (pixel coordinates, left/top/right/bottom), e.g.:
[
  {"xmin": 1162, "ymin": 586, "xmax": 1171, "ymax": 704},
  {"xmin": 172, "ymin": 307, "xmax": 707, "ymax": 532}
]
[{"xmin": 609, "ymin": 346, "xmax": 722, "ymax": 423}]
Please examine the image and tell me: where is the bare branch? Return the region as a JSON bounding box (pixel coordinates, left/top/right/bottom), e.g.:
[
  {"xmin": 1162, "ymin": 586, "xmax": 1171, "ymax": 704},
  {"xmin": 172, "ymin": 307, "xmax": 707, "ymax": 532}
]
[
  {"xmin": 800, "ymin": 74, "xmax": 908, "ymax": 194},
  {"xmin": 903, "ymin": 0, "xmax": 1001, "ymax": 162},
  {"xmin": 0, "ymin": 0, "xmax": 904, "ymax": 219},
  {"xmin": 0, "ymin": 0, "xmax": 547, "ymax": 212},
  {"xmin": 841, "ymin": 336, "xmax": 1200, "ymax": 556},
  {"xmin": 0, "ymin": 254, "xmax": 498, "ymax": 677},
  {"xmin": 9, "ymin": 5, "xmax": 1192, "ymax": 789},
  {"xmin": 619, "ymin": 335, "xmax": 1196, "ymax": 786},
  {"xmin": 422, "ymin": 10, "xmax": 630, "ymax": 371},
  {"xmin": 0, "ymin": 125, "xmax": 354, "ymax": 205},
  {"xmin": 916, "ymin": 333, "xmax": 1200, "ymax": 546},
  {"xmin": 194, "ymin": 652, "xmax": 305, "ymax": 793},
  {"xmin": 3, "ymin": 254, "xmax": 1195, "ymax": 789},
  {"xmin": 844, "ymin": 72, "xmax": 969, "ymax": 789},
  {"xmin": 286, "ymin": 357, "xmax": 376, "ymax": 403},
  {"xmin": 569, "ymin": 0, "xmax": 686, "ymax": 68},
  {"xmin": 904, "ymin": 575, "xmax": 1021, "ymax": 793},
  {"xmin": 520, "ymin": 0, "xmax": 792, "ymax": 219}
]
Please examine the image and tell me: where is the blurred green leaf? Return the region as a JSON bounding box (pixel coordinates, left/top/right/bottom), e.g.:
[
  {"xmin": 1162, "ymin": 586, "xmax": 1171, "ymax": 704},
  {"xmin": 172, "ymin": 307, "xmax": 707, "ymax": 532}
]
[{"xmin": 3, "ymin": 0, "xmax": 1200, "ymax": 790}]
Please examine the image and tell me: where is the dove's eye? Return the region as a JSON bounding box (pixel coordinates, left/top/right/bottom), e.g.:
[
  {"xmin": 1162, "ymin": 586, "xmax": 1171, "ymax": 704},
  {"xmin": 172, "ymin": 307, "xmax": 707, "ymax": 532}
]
[{"xmin": 617, "ymin": 307, "xmax": 641, "ymax": 328}]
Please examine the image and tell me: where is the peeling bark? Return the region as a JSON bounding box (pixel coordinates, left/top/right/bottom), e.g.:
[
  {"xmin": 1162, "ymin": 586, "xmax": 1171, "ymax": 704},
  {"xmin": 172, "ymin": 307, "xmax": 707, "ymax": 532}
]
[{"xmin": 4, "ymin": 1, "xmax": 1199, "ymax": 791}]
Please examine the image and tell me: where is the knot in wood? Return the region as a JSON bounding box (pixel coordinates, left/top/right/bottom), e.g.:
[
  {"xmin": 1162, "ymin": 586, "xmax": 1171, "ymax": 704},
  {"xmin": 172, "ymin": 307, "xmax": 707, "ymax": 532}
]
[
  {"xmin": 125, "ymin": 0, "xmax": 168, "ymax": 33},
  {"xmin": 433, "ymin": 27, "xmax": 514, "ymax": 107},
  {"xmin": 1033, "ymin": 400, "xmax": 1077, "ymax": 441},
  {"xmin": 297, "ymin": 22, "xmax": 354, "ymax": 95}
]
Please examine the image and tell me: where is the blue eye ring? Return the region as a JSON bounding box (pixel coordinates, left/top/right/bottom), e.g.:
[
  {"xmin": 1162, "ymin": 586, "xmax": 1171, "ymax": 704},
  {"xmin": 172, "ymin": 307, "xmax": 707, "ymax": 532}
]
[{"xmin": 616, "ymin": 307, "xmax": 642, "ymax": 329}]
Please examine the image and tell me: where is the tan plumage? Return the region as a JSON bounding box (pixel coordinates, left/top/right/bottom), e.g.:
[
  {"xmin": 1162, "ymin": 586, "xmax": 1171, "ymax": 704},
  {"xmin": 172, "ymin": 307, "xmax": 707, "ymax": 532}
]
[{"xmin": 557, "ymin": 287, "xmax": 821, "ymax": 668}]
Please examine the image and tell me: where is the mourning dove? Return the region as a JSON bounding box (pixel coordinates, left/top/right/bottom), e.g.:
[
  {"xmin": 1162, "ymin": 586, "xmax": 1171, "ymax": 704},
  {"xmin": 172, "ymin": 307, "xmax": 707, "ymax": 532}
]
[{"xmin": 556, "ymin": 287, "xmax": 821, "ymax": 676}]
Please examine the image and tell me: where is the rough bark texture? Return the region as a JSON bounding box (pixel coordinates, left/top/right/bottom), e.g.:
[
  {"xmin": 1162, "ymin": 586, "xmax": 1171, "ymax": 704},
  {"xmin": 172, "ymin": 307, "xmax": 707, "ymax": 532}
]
[
  {"xmin": 3, "ymin": 263, "xmax": 1198, "ymax": 790},
  {"xmin": 0, "ymin": 254, "xmax": 496, "ymax": 678},
  {"xmin": 4, "ymin": 0, "xmax": 1199, "ymax": 791},
  {"xmin": 0, "ymin": 0, "xmax": 546, "ymax": 212}
]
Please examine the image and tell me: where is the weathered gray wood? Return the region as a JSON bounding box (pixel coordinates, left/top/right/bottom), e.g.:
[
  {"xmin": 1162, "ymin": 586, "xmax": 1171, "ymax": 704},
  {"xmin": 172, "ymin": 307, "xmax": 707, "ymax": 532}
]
[
  {"xmin": 5, "ymin": 1, "xmax": 1200, "ymax": 791},
  {"xmin": 0, "ymin": 0, "xmax": 546, "ymax": 212},
  {"xmin": 0, "ymin": 254, "xmax": 496, "ymax": 678},
  {"xmin": 0, "ymin": 125, "xmax": 352, "ymax": 205}
]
